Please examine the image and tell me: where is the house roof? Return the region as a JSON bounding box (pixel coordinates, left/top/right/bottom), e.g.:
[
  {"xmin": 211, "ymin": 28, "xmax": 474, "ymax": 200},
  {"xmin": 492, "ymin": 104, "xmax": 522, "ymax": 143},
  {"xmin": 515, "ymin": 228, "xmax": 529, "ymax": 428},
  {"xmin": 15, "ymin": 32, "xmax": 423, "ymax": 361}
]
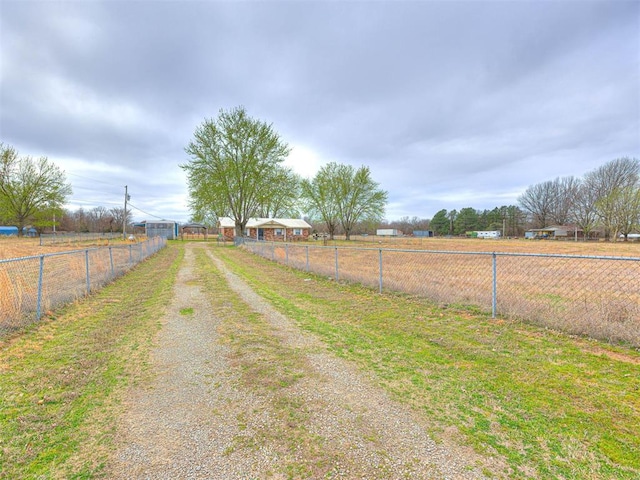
[
  {"xmin": 218, "ymin": 217, "xmax": 311, "ymax": 229},
  {"xmin": 181, "ymin": 222, "xmax": 208, "ymax": 229},
  {"xmin": 529, "ymin": 225, "xmax": 580, "ymax": 232}
]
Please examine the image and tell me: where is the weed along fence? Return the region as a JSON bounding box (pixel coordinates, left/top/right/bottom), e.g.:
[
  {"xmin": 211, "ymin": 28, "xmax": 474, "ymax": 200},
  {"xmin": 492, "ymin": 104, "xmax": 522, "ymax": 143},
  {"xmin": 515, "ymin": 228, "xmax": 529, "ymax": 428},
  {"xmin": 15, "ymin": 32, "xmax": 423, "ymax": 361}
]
[
  {"xmin": 0, "ymin": 237, "xmax": 166, "ymax": 334},
  {"xmin": 239, "ymin": 239, "xmax": 640, "ymax": 347}
]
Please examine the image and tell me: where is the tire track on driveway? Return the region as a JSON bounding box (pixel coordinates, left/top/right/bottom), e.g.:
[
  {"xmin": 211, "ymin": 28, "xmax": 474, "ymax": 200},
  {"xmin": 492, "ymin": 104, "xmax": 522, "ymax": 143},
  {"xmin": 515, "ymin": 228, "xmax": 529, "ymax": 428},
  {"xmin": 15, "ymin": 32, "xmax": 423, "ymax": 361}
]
[
  {"xmin": 206, "ymin": 247, "xmax": 489, "ymax": 479},
  {"xmin": 107, "ymin": 244, "xmax": 280, "ymax": 479}
]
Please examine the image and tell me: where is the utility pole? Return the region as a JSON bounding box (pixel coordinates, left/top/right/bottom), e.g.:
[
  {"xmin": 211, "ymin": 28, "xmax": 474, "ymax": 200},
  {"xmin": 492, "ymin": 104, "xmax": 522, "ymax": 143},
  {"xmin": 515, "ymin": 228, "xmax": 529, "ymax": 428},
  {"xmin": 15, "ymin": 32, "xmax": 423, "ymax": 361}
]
[{"xmin": 123, "ymin": 185, "xmax": 129, "ymax": 240}]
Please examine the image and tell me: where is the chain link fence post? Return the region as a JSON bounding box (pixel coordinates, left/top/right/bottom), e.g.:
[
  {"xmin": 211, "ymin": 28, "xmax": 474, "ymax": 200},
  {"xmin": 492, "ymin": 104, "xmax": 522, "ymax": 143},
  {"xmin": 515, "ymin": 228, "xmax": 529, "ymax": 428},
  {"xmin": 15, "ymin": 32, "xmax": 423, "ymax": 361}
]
[
  {"xmin": 36, "ymin": 255, "xmax": 44, "ymax": 321},
  {"xmin": 379, "ymin": 248, "xmax": 383, "ymax": 294},
  {"xmin": 492, "ymin": 252, "xmax": 497, "ymax": 318},
  {"xmin": 85, "ymin": 249, "xmax": 91, "ymax": 294}
]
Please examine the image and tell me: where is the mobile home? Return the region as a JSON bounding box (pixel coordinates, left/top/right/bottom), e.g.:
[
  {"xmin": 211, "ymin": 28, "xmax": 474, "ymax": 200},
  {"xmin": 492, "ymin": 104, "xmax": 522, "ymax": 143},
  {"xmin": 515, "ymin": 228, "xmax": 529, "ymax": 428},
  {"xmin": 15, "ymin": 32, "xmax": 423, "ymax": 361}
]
[{"xmin": 475, "ymin": 231, "xmax": 501, "ymax": 239}]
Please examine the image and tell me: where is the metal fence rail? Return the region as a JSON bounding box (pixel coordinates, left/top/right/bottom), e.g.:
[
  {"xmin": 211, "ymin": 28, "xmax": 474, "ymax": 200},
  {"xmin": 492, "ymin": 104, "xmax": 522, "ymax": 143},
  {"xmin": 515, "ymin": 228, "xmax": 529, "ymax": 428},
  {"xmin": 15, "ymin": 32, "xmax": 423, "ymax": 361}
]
[
  {"xmin": 0, "ymin": 237, "xmax": 166, "ymax": 335},
  {"xmin": 239, "ymin": 239, "xmax": 640, "ymax": 346},
  {"xmin": 39, "ymin": 232, "xmax": 127, "ymax": 246}
]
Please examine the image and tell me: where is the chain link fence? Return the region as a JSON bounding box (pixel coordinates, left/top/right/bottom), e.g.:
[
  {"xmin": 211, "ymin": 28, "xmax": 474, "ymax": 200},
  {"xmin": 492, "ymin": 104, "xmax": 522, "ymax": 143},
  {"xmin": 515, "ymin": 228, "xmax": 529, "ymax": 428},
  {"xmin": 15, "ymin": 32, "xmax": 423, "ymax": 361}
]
[
  {"xmin": 239, "ymin": 239, "xmax": 640, "ymax": 347},
  {"xmin": 39, "ymin": 232, "xmax": 130, "ymax": 246},
  {"xmin": 1, "ymin": 236, "xmax": 166, "ymax": 335}
]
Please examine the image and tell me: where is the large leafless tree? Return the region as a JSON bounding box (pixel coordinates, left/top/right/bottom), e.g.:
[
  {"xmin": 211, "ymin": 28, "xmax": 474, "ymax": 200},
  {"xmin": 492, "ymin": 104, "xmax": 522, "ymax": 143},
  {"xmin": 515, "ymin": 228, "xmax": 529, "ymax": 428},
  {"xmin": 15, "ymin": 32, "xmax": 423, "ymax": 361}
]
[{"xmin": 585, "ymin": 157, "xmax": 639, "ymax": 240}]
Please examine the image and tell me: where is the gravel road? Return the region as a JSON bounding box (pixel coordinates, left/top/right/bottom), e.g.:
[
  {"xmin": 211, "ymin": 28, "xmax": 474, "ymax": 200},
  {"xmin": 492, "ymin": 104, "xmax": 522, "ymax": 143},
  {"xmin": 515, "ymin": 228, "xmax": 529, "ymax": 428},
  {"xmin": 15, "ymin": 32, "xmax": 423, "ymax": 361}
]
[{"xmin": 106, "ymin": 244, "xmax": 489, "ymax": 479}]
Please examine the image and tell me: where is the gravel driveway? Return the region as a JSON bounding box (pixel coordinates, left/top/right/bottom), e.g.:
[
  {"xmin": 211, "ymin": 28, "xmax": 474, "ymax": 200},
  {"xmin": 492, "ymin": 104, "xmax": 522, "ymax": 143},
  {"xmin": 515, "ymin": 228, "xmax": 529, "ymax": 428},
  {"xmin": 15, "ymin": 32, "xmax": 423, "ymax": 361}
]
[{"xmin": 106, "ymin": 244, "xmax": 488, "ymax": 479}]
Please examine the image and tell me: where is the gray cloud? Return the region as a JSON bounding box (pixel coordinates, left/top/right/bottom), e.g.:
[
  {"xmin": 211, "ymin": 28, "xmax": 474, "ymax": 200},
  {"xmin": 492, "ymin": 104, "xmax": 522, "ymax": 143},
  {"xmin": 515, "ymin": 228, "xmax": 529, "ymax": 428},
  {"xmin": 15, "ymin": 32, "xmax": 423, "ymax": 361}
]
[{"xmin": 1, "ymin": 0, "xmax": 637, "ymax": 222}]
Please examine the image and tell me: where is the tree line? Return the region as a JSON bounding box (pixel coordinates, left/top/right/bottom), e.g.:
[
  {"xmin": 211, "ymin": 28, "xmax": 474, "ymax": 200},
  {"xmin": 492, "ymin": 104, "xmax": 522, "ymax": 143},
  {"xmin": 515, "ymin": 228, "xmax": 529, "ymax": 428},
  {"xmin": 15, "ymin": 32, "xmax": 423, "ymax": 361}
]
[
  {"xmin": 518, "ymin": 157, "xmax": 639, "ymax": 241},
  {"xmin": 3, "ymin": 107, "xmax": 638, "ymax": 241}
]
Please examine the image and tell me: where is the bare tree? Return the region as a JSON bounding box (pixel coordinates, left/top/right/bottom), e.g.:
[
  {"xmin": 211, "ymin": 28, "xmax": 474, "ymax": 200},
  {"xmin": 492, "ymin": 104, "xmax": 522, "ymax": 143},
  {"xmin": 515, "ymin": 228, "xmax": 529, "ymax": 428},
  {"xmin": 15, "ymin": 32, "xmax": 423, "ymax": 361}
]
[
  {"xmin": 603, "ymin": 184, "xmax": 640, "ymax": 241},
  {"xmin": 549, "ymin": 176, "xmax": 580, "ymax": 225},
  {"xmin": 518, "ymin": 181, "xmax": 555, "ymax": 228},
  {"xmin": 87, "ymin": 206, "xmax": 115, "ymax": 232},
  {"xmin": 109, "ymin": 207, "xmax": 126, "ymax": 233},
  {"xmin": 584, "ymin": 157, "xmax": 639, "ymax": 240},
  {"xmin": 571, "ymin": 181, "xmax": 600, "ymax": 240}
]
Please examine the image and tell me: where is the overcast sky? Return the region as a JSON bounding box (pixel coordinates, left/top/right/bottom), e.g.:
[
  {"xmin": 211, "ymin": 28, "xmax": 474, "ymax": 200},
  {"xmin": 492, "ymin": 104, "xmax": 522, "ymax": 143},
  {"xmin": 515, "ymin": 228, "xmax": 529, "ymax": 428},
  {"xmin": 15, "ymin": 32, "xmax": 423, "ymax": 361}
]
[{"xmin": 1, "ymin": 0, "xmax": 638, "ymax": 223}]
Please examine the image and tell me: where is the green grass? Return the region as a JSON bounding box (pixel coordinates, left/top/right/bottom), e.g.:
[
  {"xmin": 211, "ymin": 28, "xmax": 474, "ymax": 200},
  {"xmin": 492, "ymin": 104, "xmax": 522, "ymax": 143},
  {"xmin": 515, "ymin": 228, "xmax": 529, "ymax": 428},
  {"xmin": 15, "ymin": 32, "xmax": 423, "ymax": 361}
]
[
  {"xmin": 213, "ymin": 245, "xmax": 640, "ymax": 480},
  {"xmin": 192, "ymin": 248, "xmax": 341, "ymax": 478},
  {"xmin": 0, "ymin": 244, "xmax": 182, "ymax": 479}
]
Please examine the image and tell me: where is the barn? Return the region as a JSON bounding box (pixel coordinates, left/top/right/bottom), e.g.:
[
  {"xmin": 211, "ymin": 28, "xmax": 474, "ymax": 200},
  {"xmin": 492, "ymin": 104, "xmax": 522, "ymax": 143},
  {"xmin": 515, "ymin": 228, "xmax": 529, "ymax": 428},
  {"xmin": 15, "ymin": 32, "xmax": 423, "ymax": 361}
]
[
  {"xmin": 0, "ymin": 226, "xmax": 19, "ymax": 236},
  {"xmin": 218, "ymin": 217, "xmax": 311, "ymax": 242}
]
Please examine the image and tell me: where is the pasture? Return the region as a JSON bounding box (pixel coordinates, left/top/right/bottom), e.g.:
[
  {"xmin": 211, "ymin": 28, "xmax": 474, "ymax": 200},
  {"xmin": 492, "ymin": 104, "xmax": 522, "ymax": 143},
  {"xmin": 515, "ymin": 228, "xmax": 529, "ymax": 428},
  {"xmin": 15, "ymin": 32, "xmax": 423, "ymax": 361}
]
[
  {"xmin": 0, "ymin": 236, "xmax": 165, "ymax": 334},
  {"xmin": 245, "ymin": 237, "xmax": 640, "ymax": 347},
  {"xmin": 2, "ymin": 234, "xmax": 640, "ymax": 260},
  {"xmin": 0, "ymin": 235, "xmax": 141, "ymax": 260},
  {"xmin": 333, "ymin": 235, "xmax": 640, "ymax": 256},
  {"xmin": 2, "ymin": 235, "xmax": 639, "ymax": 345}
]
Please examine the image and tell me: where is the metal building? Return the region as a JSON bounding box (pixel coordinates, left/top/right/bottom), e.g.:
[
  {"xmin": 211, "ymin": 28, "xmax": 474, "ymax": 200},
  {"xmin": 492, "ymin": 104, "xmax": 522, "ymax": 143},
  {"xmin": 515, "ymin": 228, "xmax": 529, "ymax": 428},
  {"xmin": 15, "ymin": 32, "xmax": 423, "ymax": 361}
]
[{"xmin": 145, "ymin": 222, "xmax": 179, "ymax": 240}]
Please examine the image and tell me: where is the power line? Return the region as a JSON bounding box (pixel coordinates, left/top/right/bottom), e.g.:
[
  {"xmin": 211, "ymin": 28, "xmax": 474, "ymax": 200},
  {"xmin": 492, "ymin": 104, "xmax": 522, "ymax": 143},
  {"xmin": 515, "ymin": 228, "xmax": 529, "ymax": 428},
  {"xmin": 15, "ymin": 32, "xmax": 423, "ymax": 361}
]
[
  {"xmin": 66, "ymin": 172, "xmax": 122, "ymax": 187},
  {"xmin": 127, "ymin": 202, "xmax": 170, "ymax": 221}
]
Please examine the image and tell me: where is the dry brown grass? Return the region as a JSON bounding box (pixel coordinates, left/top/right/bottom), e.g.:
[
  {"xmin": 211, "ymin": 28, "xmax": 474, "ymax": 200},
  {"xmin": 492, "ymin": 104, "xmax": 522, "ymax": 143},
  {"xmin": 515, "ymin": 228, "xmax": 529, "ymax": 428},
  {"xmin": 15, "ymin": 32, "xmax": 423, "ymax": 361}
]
[
  {"xmin": 0, "ymin": 236, "xmax": 145, "ymax": 260},
  {"xmin": 255, "ymin": 238, "xmax": 640, "ymax": 346},
  {"xmin": 0, "ymin": 238, "xmax": 161, "ymax": 334},
  {"xmin": 342, "ymin": 235, "xmax": 640, "ymax": 257}
]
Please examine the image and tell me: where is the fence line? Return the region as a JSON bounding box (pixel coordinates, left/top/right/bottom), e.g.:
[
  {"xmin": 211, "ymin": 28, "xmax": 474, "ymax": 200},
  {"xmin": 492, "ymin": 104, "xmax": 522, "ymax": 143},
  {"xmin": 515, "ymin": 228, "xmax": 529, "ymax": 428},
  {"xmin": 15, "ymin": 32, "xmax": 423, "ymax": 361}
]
[
  {"xmin": 39, "ymin": 232, "xmax": 128, "ymax": 246},
  {"xmin": 1, "ymin": 237, "xmax": 166, "ymax": 335},
  {"xmin": 238, "ymin": 239, "xmax": 640, "ymax": 347}
]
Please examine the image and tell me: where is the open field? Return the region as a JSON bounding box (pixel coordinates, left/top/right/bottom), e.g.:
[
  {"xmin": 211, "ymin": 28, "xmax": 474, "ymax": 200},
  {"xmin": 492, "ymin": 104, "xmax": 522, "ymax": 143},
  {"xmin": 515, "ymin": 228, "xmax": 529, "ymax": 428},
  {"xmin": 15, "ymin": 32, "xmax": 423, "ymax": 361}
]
[
  {"xmin": 245, "ymin": 238, "xmax": 640, "ymax": 347},
  {"xmin": 327, "ymin": 235, "xmax": 640, "ymax": 257},
  {"xmin": 0, "ymin": 237, "xmax": 166, "ymax": 334},
  {"xmin": 0, "ymin": 236, "xmax": 144, "ymax": 260},
  {"xmin": 2, "ymin": 235, "xmax": 640, "ymax": 260}
]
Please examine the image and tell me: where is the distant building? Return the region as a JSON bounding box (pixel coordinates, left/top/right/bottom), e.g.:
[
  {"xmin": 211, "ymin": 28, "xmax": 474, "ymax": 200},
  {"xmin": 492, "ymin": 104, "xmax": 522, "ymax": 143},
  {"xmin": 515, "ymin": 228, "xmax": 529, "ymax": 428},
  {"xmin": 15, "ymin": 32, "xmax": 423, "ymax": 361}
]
[
  {"xmin": 218, "ymin": 217, "xmax": 311, "ymax": 242},
  {"xmin": 376, "ymin": 229, "xmax": 402, "ymax": 236},
  {"xmin": 0, "ymin": 226, "xmax": 19, "ymax": 236},
  {"xmin": 0, "ymin": 226, "xmax": 36, "ymax": 237},
  {"xmin": 526, "ymin": 225, "xmax": 595, "ymax": 240},
  {"xmin": 475, "ymin": 231, "xmax": 501, "ymax": 239},
  {"xmin": 145, "ymin": 221, "xmax": 179, "ymax": 240}
]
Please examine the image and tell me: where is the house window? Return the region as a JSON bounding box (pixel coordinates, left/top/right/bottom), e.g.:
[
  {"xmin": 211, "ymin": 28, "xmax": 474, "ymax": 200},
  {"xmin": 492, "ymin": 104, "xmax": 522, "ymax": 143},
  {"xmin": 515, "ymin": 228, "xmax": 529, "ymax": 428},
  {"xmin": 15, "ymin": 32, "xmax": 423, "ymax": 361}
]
[
  {"xmin": 293, "ymin": 228, "xmax": 302, "ymax": 236},
  {"xmin": 275, "ymin": 228, "xmax": 284, "ymax": 236},
  {"xmin": 245, "ymin": 229, "xmax": 250, "ymax": 236}
]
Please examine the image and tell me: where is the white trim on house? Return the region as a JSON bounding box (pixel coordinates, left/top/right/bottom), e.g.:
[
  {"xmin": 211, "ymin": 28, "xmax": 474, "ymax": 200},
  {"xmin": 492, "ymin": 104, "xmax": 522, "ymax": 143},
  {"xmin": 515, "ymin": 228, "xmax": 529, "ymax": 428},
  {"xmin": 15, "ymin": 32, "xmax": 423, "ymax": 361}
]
[{"xmin": 218, "ymin": 217, "xmax": 311, "ymax": 230}]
